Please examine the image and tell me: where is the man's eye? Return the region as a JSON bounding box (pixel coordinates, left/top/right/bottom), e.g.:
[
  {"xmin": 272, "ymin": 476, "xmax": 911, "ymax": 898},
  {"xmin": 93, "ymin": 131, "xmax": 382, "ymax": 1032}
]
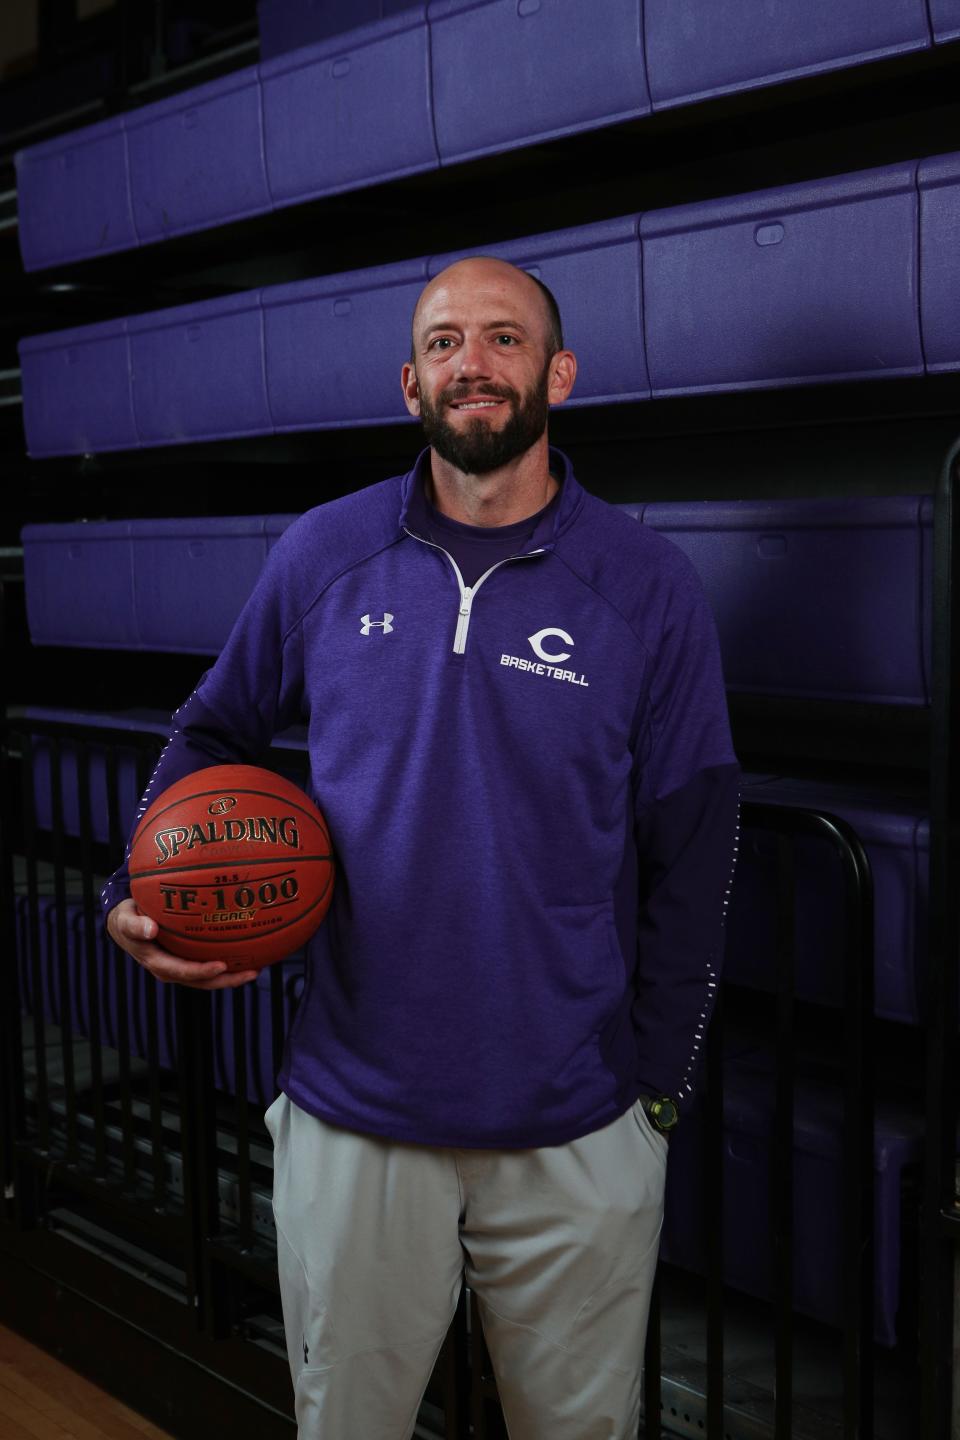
[
  {"xmin": 430, "ymin": 337, "xmax": 455, "ymax": 350},
  {"xmin": 495, "ymin": 334, "xmax": 519, "ymax": 345}
]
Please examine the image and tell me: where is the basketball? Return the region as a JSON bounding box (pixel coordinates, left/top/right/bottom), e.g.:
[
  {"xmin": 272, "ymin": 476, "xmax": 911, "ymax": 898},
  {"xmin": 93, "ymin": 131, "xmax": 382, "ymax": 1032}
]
[{"xmin": 128, "ymin": 764, "xmax": 334, "ymax": 971}]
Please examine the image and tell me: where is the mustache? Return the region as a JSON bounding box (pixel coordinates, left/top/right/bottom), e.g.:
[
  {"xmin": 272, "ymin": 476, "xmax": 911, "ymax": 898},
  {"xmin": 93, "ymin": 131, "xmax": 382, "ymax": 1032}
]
[{"xmin": 441, "ymin": 382, "xmax": 519, "ymax": 406}]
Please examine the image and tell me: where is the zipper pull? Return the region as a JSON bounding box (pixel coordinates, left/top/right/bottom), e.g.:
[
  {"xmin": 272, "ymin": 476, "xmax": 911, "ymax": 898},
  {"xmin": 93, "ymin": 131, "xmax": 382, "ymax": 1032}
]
[{"xmin": 460, "ymin": 587, "xmax": 472, "ymax": 614}]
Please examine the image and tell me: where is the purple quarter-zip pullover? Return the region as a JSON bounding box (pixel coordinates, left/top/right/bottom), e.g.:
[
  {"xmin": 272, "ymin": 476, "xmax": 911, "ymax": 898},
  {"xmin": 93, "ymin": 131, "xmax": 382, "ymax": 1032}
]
[{"xmin": 102, "ymin": 449, "xmax": 740, "ymax": 1148}]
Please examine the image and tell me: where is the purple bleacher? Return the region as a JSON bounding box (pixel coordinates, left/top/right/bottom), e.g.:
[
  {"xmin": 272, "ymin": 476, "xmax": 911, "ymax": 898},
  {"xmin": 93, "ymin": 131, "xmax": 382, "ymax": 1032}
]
[
  {"xmin": 731, "ymin": 775, "xmax": 929, "ymax": 1024},
  {"xmin": 660, "ymin": 1054, "xmax": 924, "ymax": 1345},
  {"xmin": 20, "ymin": 707, "xmax": 307, "ymax": 844},
  {"xmin": 128, "ymin": 292, "xmax": 271, "ymax": 446},
  {"xmin": 21, "ymin": 517, "xmax": 303, "ymax": 652},
  {"xmin": 125, "ymin": 66, "xmax": 270, "ymax": 245},
  {"xmin": 257, "ymin": 0, "xmax": 418, "ymax": 58},
  {"xmin": 266, "ymin": 514, "xmax": 299, "ymax": 550},
  {"xmin": 644, "ymin": 0, "xmax": 931, "ymax": 110},
  {"xmin": 15, "ymin": 893, "xmax": 178, "ymax": 1069},
  {"xmin": 918, "ymin": 152, "xmax": 960, "ymax": 374},
  {"xmin": 19, "ymin": 319, "xmax": 136, "ymax": 458},
  {"xmin": 213, "ymin": 959, "xmax": 305, "ymax": 1106},
  {"xmin": 929, "ymin": 1, "xmax": 960, "ymax": 40},
  {"xmin": 16, "ymin": 707, "xmax": 172, "ymax": 843},
  {"xmin": 15, "ymin": 115, "xmax": 137, "ymax": 273},
  {"xmin": 635, "ymin": 495, "xmax": 932, "ymax": 705},
  {"xmin": 427, "ymin": 216, "xmax": 648, "ymax": 405},
  {"xmin": 22, "ymin": 521, "xmax": 138, "ymax": 649},
  {"xmin": 73, "ymin": 908, "xmax": 170, "ymax": 1063},
  {"xmin": 263, "ymin": 259, "xmax": 427, "ymax": 428},
  {"xmin": 428, "ymin": 0, "xmax": 650, "ymax": 165},
  {"xmin": 260, "ymin": 8, "xmax": 437, "ymax": 208},
  {"xmin": 130, "ymin": 516, "xmax": 280, "ymax": 652},
  {"xmin": 641, "ymin": 164, "xmax": 924, "ymax": 395}
]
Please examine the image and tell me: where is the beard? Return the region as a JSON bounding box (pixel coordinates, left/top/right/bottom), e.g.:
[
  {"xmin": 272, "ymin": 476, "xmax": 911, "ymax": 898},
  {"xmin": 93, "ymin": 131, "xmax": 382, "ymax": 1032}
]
[{"xmin": 417, "ymin": 362, "xmax": 551, "ymax": 475}]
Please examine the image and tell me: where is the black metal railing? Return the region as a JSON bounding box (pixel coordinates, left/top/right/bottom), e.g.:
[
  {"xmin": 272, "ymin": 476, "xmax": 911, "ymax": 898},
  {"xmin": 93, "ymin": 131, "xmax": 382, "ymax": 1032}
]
[{"xmin": 921, "ymin": 440, "xmax": 960, "ymax": 1440}]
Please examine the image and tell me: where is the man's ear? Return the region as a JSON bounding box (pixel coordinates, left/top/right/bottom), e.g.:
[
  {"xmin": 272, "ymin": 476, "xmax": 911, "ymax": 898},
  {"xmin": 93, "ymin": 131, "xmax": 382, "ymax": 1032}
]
[
  {"xmin": 401, "ymin": 362, "xmax": 421, "ymax": 417},
  {"xmin": 547, "ymin": 349, "xmax": 577, "ymax": 407}
]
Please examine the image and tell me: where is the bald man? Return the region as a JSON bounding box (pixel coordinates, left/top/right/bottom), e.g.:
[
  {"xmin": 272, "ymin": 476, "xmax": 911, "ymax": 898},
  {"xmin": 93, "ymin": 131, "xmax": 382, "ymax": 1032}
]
[{"xmin": 105, "ymin": 258, "xmax": 740, "ymax": 1438}]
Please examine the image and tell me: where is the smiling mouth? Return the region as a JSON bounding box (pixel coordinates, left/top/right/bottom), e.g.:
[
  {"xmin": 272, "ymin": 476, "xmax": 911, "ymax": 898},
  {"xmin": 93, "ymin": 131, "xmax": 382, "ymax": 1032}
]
[{"xmin": 450, "ymin": 399, "xmax": 505, "ymax": 411}]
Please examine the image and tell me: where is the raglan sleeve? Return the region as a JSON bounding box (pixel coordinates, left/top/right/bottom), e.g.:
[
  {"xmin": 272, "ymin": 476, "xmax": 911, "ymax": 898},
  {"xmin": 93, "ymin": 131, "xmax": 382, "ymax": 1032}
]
[
  {"xmin": 629, "ymin": 551, "xmax": 741, "ymax": 1112},
  {"xmin": 100, "ymin": 529, "xmax": 308, "ymax": 919}
]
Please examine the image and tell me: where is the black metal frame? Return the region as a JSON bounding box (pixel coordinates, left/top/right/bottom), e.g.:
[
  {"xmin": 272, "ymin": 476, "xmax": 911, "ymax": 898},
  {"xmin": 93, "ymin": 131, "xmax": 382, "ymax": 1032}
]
[
  {"xmin": 0, "ymin": 445, "xmax": 956, "ymax": 1438},
  {"xmin": 920, "ymin": 438, "xmax": 960, "ymax": 1439}
]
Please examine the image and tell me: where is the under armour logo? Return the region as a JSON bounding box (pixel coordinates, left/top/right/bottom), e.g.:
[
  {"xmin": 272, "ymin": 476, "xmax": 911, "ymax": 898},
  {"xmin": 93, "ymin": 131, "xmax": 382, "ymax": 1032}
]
[
  {"xmin": 528, "ymin": 627, "xmax": 574, "ymax": 663},
  {"xmin": 360, "ymin": 613, "xmax": 394, "ymax": 635}
]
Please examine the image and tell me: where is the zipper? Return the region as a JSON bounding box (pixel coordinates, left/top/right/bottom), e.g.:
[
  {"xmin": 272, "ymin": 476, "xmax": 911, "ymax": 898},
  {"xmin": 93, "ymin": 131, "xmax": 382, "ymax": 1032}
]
[{"xmin": 404, "ymin": 528, "xmax": 545, "ymax": 655}]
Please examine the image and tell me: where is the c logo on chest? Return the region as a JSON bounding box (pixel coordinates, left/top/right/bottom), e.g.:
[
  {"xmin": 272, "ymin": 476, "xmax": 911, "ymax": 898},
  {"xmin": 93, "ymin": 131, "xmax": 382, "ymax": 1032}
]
[{"xmin": 528, "ymin": 627, "xmax": 574, "ymax": 664}]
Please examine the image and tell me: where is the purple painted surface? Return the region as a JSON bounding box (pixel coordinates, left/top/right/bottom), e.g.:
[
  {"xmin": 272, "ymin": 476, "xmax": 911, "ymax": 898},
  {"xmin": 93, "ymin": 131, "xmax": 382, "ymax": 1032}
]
[
  {"xmin": 19, "ymin": 319, "xmax": 137, "ymax": 458},
  {"xmin": 929, "ymin": 0, "xmax": 960, "ymax": 40},
  {"xmin": 641, "ymin": 164, "xmax": 924, "ymax": 395},
  {"xmin": 19, "ymin": 707, "xmax": 167, "ymax": 843},
  {"xmin": 21, "ymin": 520, "xmax": 305, "ymax": 653},
  {"xmin": 266, "ymin": 515, "xmax": 300, "ymax": 550},
  {"xmin": 126, "ymin": 66, "xmax": 270, "ymax": 244},
  {"xmin": 17, "ymin": 705, "xmax": 306, "ymax": 867},
  {"xmin": 637, "ymin": 496, "xmax": 932, "ymax": 705},
  {"xmin": 128, "ymin": 293, "xmax": 271, "ymax": 445},
  {"xmin": 731, "ymin": 774, "xmax": 929, "ymax": 1024},
  {"xmin": 260, "ymin": 8, "xmax": 437, "ymax": 206},
  {"xmin": 429, "ymin": 0, "xmax": 649, "ymax": 164},
  {"xmin": 263, "ymin": 259, "xmax": 427, "ymax": 427},
  {"xmin": 427, "ymin": 216, "xmax": 648, "ymax": 404},
  {"xmin": 257, "ymin": 0, "xmax": 416, "ymax": 58},
  {"xmin": 73, "ymin": 909, "xmax": 175, "ymax": 1063},
  {"xmin": 22, "ymin": 521, "xmax": 138, "ymax": 649},
  {"xmin": 15, "ymin": 894, "xmax": 179, "ymax": 1069},
  {"xmin": 645, "ymin": 0, "xmax": 931, "ymax": 109},
  {"xmin": 130, "ymin": 516, "xmax": 277, "ymax": 653},
  {"xmin": 918, "ymin": 151, "xmax": 960, "ymax": 372},
  {"xmin": 15, "ymin": 115, "xmax": 137, "ymax": 271},
  {"xmin": 660, "ymin": 1053, "xmax": 924, "ymax": 1344}
]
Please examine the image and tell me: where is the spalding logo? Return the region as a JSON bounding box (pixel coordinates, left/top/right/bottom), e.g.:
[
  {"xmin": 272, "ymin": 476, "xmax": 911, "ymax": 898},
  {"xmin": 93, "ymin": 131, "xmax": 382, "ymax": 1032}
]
[
  {"xmin": 208, "ymin": 795, "xmax": 239, "ymax": 816},
  {"xmin": 152, "ymin": 814, "xmax": 301, "ymax": 864}
]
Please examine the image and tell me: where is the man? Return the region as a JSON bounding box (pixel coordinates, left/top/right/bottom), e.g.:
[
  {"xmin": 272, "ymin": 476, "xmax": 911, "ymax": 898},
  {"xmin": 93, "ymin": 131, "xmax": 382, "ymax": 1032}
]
[{"xmin": 105, "ymin": 257, "xmax": 740, "ymax": 1438}]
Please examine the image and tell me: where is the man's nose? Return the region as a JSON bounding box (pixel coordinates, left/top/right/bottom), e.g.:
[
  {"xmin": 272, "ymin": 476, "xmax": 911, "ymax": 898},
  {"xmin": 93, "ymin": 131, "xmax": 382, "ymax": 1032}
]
[{"xmin": 454, "ymin": 337, "xmax": 491, "ymax": 379}]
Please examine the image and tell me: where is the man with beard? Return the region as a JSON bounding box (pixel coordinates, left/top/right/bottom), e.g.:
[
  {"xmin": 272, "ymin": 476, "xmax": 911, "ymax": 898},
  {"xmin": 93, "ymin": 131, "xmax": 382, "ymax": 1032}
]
[{"xmin": 104, "ymin": 257, "xmax": 740, "ymax": 1438}]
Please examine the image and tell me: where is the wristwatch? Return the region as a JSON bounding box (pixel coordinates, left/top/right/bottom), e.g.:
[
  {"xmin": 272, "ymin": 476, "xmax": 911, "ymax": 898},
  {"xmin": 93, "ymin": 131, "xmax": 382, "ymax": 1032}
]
[{"xmin": 638, "ymin": 1093, "xmax": 680, "ymax": 1134}]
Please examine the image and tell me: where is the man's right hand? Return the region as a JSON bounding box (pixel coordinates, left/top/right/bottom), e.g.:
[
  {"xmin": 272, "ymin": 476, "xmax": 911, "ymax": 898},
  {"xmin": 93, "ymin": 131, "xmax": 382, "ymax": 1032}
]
[{"xmin": 106, "ymin": 899, "xmax": 258, "ymax": 990}]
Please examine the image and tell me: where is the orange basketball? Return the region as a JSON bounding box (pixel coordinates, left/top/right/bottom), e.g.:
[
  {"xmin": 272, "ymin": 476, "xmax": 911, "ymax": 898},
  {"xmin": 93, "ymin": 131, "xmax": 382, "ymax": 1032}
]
[{"xmin": 129, "ymin": 764, "xmax": 334, "ymax": 971}]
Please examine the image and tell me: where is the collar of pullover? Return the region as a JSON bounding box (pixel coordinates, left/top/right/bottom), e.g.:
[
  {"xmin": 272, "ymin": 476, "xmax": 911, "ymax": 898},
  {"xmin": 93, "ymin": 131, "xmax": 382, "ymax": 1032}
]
[{"xmin": 399, "ymin": 445, "xmax": 585, "ymax": 552}]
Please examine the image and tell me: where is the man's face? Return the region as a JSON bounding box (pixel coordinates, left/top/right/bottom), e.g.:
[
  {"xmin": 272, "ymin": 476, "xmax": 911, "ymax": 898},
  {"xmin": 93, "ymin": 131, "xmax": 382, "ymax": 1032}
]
[
  {"xmin": 402, "ymin": 259, "xmax": 573, "ymax": 475},
  {"xmin": 417, "ymin": 351, "xmax": 552, "ymax": 476}
]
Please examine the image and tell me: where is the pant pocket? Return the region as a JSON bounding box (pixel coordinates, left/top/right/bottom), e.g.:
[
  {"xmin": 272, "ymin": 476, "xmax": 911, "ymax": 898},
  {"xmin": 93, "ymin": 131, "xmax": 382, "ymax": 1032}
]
[{"xmin": 632, "ymin": 1098, "xmax": 669, "ymax": 1162}]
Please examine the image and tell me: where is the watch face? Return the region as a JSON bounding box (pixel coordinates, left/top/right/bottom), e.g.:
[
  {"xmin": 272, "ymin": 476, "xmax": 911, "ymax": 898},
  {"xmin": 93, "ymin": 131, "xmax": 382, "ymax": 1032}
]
[{"xmin": 651, "ymin": 1098, "xmax": 679, "ymax": 1130}]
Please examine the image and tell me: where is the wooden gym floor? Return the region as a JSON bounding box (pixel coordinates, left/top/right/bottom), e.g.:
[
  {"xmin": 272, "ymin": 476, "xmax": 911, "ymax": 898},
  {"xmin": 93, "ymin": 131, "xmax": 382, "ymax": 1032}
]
[{"xmin": 0, "ymin": 1323, "xmax": 175, "ymax": 1440}]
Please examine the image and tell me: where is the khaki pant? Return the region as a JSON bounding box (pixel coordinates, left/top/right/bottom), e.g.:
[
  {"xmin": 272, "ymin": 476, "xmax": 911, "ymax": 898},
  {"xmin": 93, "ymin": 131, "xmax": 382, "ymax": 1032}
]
[{"xmin": 265, "ymin": 1093, "xmax": 667, "ymax": 1439}]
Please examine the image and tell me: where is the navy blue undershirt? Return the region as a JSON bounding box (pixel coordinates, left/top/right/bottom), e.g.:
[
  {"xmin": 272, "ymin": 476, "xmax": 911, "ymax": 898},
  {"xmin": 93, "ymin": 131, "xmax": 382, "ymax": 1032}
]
[{"xmin": 423, "ymin": 488, "xmax": 561, "ymax": 588}]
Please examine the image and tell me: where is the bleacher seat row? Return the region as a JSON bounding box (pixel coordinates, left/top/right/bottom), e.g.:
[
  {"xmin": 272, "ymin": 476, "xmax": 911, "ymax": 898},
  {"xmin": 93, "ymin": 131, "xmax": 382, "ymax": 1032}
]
[
  {"xmin": 16, "ymin": 0, "xmax": 958, "ymax": 272},
  {"xmin": 21, "ymin": 498, "xmax": 933, "ymax": 706},
  {"xmin": 18, "ymin": 154, "xmax": 960, "ymax": 456}
]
